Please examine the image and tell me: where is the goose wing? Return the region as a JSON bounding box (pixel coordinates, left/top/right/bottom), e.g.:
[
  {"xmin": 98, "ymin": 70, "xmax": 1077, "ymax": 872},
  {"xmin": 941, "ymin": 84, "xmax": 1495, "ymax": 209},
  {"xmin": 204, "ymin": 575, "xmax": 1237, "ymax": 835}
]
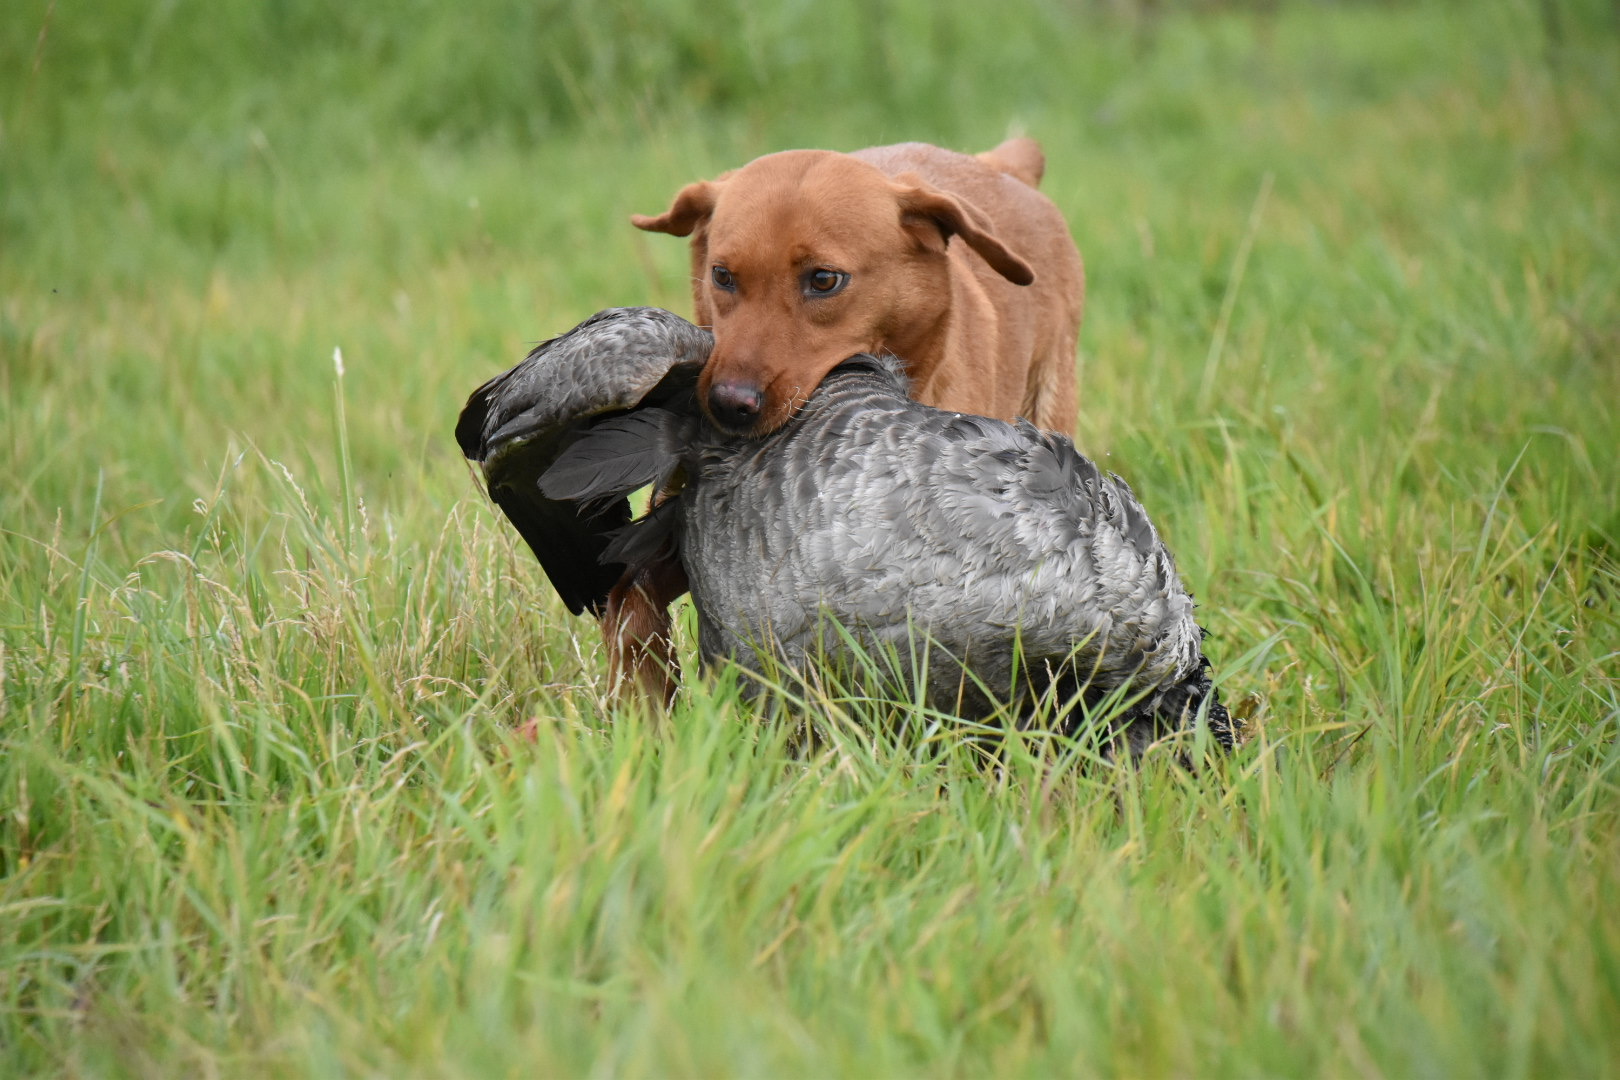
[{"xmin": 454, "ymin": 307, "xmax": 712, "ymax": 615}]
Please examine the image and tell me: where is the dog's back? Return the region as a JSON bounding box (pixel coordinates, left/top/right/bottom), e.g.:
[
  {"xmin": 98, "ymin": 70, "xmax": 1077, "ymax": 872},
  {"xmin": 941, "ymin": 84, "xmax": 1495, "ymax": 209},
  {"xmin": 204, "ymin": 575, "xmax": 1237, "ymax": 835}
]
[
  {"xmin": 972, "ymin": 135, "xmax": 1047, "ymax": 188},
  {"xmin": 849, "ymin": 140, "xmax": 1085, "ymax": 431}
]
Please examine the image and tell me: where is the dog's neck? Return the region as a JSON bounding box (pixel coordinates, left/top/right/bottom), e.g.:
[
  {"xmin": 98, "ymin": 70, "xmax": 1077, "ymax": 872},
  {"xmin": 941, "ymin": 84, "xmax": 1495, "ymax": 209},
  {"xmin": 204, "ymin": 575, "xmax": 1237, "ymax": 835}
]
[{"xmin": 879, "ymin": 294, "xmax": 954, "ymax": 403}]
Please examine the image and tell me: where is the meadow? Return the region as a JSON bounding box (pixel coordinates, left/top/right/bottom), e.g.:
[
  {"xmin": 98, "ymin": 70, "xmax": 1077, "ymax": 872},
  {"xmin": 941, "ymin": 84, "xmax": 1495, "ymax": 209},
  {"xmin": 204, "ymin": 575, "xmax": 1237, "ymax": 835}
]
[{"xmin": 3, "ymin": 0, "xmax": 1618, "ymax": 1074}]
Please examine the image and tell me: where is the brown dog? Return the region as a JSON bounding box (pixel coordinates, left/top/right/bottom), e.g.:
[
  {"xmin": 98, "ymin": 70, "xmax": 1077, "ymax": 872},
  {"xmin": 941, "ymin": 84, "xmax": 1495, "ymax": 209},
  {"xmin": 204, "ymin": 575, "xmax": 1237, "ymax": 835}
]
[
  {"xmin": 632, "ymin": 137, "xmax": 1084, "ymax": 436},
  {"xmin": 608, "ymin": 138, "xmax": 1084, "ymax": 701}
]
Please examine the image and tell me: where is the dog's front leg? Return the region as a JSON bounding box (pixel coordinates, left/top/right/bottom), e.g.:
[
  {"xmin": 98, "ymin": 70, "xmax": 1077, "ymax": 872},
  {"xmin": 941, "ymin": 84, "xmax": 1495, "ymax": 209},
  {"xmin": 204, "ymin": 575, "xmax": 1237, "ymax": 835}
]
[{"xmin": 601, "ymin": 556, "xmax": 690, "ymax": 709}]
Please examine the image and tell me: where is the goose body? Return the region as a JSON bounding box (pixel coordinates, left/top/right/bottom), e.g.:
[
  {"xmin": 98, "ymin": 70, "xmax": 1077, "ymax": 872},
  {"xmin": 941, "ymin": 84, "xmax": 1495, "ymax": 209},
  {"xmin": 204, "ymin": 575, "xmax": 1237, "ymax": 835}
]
[{"xmin": 458, "ymin": 307, "xmax": 1233, "ymax": 748}]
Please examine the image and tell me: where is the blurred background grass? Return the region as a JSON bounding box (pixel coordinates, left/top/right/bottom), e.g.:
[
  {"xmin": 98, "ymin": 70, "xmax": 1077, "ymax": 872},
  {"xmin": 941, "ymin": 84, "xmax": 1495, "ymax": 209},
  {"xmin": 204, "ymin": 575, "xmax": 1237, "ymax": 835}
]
[
  {"xmin": 5, "ymin": 0, "xmax": 1617, "ymax": 552},
  {"xmin": 3, "ymin": 0, "xmax": 1619, "ymax": 1075}
]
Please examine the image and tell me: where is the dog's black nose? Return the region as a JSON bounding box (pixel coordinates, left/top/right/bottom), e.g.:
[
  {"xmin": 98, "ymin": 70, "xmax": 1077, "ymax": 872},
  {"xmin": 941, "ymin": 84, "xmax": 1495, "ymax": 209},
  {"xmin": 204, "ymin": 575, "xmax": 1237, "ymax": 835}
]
[{"xmin": 707, "ymin": 381, "xmax": 764, "ymax": 432}]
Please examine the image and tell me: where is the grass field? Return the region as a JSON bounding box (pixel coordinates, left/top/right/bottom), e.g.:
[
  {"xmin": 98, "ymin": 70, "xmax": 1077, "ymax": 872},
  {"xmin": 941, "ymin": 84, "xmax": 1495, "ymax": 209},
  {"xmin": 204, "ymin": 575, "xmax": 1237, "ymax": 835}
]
[{"xmin": 4, "ymin": 0, "xmax": 1619, "ymax": 1075}]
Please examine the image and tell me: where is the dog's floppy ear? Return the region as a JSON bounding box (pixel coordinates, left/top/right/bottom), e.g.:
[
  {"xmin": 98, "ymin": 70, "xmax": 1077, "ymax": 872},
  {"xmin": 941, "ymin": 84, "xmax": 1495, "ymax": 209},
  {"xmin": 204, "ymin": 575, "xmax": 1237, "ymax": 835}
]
[
  {"xmin": 631, "ymin": 179, "xmax": 724, "ymax": 237},
  {"xmin": 892, "ymin": 174, "xmax": 1036, "ymax": 286}
]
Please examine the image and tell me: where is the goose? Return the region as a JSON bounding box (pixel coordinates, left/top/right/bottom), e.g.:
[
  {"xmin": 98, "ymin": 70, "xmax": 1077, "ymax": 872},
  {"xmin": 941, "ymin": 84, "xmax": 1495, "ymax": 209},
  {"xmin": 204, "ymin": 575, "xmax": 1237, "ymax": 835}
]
[{"xmin": 457, "ymin": 307, "xmax": 1234, "ymax": 751}]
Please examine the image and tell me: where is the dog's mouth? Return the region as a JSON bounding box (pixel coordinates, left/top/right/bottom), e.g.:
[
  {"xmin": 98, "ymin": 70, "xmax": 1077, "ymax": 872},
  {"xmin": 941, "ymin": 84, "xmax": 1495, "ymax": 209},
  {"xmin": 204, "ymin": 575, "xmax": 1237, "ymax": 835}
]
[
  {"xmin": 703, "ymin": 399, "xmax": 793, "ymax": 439},
  {"xmin": 700, "ymin": 347, "xmax": 865, "ymax": 437},
  {"xmin": 698, "ymin": 376, "xmax": 806, "ymax": 437}
]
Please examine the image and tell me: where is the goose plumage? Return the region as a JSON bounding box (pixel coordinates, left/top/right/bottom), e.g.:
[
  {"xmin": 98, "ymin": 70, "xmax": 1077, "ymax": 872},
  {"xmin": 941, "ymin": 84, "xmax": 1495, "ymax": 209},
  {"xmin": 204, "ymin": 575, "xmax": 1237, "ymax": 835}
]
[{"xmin": 457, "ymin": 307, "xmax": 1234, "ymax": 749}]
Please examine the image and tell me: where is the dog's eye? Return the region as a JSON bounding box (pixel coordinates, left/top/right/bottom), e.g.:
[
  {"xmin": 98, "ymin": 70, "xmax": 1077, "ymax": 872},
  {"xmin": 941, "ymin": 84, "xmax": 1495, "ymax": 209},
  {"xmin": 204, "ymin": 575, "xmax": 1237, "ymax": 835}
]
[
  {"xmin": 711, "ymin": 266, "xmax": 736, "ymax": 291},
  {"xmin": 805, "ymin": 269, "xmax": 848, "ymax": 296}
]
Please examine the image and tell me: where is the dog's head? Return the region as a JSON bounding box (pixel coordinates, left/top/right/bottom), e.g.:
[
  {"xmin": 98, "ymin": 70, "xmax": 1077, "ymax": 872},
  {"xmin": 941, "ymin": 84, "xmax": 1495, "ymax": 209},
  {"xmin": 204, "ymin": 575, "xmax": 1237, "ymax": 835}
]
[{"xmin": 633, "ymin": 150, "xmax": 1034, "ymax": 436}]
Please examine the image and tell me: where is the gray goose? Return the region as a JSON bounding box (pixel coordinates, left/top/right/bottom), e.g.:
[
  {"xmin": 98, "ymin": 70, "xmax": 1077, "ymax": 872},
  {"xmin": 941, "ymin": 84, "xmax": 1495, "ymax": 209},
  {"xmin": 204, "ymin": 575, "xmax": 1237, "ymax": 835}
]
[{"xmin": 457, "ymin": 307, "xmax": 1234, "ymax": 750}]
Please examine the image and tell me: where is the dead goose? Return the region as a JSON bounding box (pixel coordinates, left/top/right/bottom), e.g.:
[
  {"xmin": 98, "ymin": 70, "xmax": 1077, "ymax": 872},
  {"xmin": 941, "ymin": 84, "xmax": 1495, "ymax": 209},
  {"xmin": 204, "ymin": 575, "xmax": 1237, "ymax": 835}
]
[{"xmin": 458, "ymin": 307, "xmax": 1234, "ymax": 750}]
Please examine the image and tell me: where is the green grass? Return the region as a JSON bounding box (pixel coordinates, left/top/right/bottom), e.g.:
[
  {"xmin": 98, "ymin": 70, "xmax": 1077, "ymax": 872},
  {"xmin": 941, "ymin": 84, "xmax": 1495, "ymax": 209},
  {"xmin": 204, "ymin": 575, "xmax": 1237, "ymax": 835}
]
[{"xmin": 3, "ymin": 0, "xmax": 1619, "ymax": 1074}]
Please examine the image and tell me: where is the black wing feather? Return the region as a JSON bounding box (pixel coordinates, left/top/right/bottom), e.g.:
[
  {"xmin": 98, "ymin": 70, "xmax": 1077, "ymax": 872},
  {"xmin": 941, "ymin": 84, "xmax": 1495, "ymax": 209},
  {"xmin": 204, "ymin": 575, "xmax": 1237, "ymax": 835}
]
[
  {"xmin": 488, "ymin": 480, "xmax": 629, "ymax": 616},
  {"xmin": 540, "ymin": 408, "xmax": 691, "ymax": 505}
]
